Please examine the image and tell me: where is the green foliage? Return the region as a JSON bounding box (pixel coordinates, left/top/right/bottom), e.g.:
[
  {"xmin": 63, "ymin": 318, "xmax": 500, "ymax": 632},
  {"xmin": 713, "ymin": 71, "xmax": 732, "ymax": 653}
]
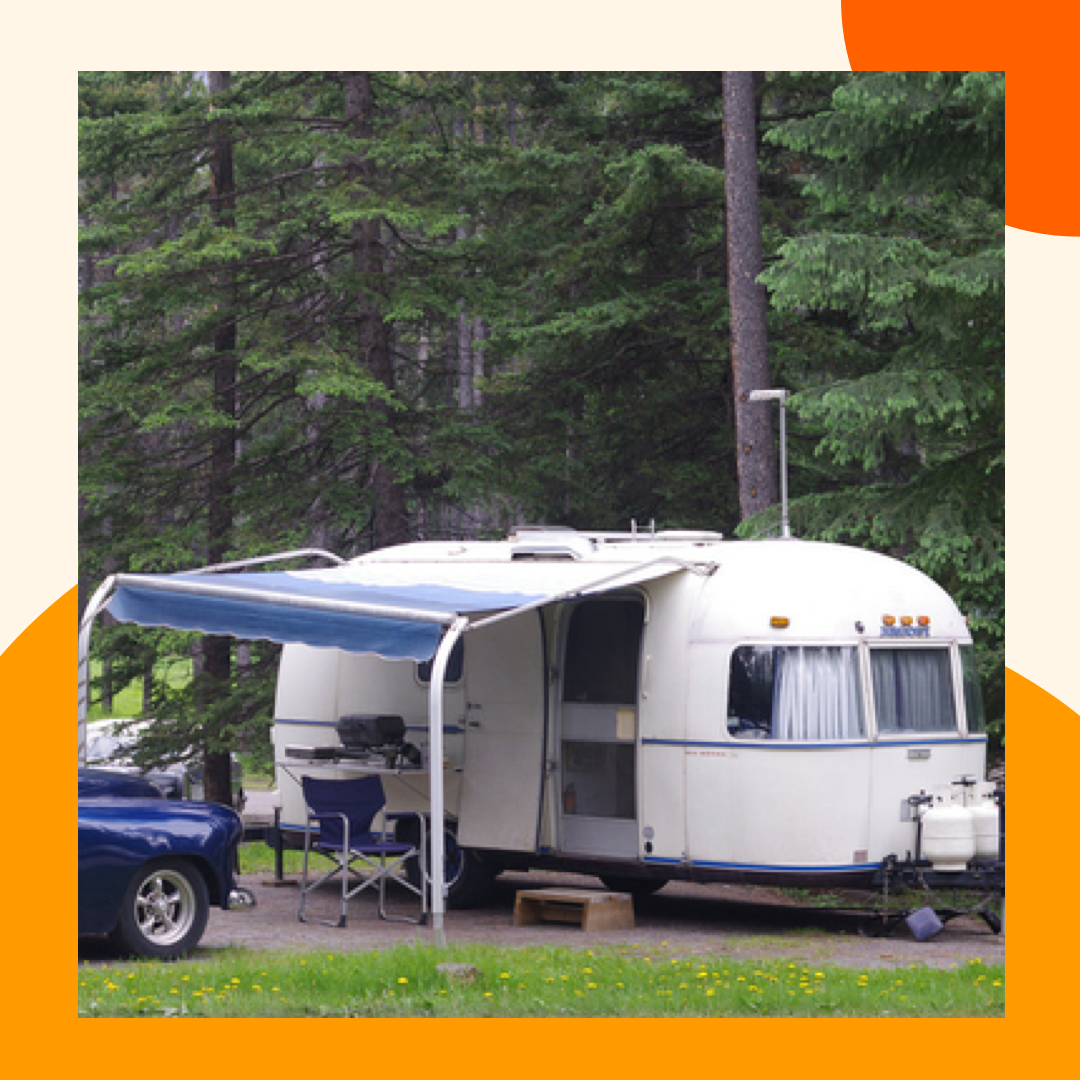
[
  {"xmin": 80, "ymin": 71, "xmax": 475, "ymax": 765},
  {"xmin": 449, "ymin": 73, "xmax": 741, "ymax": 530}
]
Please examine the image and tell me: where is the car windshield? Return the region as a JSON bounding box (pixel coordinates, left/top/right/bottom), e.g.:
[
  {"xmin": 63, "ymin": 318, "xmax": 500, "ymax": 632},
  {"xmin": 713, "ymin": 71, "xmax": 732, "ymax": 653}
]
[{"xmin": 86, "ymin": 733, "xmax": 133, "ymax": 763}]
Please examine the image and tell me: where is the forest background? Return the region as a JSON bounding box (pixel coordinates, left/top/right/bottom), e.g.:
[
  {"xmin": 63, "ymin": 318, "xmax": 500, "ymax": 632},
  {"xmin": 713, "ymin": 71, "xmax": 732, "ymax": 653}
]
[{"xmin": 78, "ymin": 71, "xmax": 1004, "ymax": 800}]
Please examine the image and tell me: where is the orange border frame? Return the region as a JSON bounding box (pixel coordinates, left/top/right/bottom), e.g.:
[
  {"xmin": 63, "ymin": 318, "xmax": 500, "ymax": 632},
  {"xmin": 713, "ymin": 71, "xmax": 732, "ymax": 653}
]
[{"xmin": 36, "ymin": 1, "xmax": 1067, "ymax": 1053}]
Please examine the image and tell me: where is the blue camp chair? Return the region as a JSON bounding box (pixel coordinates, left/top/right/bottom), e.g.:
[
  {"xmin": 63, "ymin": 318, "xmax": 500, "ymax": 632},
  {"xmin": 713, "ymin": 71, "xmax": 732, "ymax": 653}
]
[{"xmin": 298, "ymin": 774, "xmax": 427, "ymax": 927}]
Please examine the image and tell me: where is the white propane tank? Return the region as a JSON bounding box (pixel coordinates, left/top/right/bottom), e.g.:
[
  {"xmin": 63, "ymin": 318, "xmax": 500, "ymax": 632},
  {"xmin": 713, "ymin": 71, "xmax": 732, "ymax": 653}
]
[
  {"xmin": 964, "ymin": 781, "xmax": 1001, "ymax": 863},
  {"xmin": 921, "ymin": 788, "xmax": 975, "ymax": 872}
]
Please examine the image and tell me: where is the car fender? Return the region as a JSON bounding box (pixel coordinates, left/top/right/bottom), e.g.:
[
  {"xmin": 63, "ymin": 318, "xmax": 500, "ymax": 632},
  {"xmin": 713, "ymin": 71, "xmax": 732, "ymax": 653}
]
[{"xmin": 78, "ymin": 799, "xmax": 242, "ymax": 937}]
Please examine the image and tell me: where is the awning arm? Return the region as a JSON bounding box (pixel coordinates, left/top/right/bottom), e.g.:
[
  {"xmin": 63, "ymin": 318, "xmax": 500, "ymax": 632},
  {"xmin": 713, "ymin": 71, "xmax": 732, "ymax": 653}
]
[
  {"xmin": 179, "ymin": 549, "xmax": 347, "ymax": 575},
  {"xmin": 427, "ymin": 615, "xmax": 468, "ymax": 949},
  {"xmin": 464, "ymin": 556, "xmax": 717, "ymax": 634},
  {"xmin": 79, "ymin": 574, "xmax": 120, "ymax": 763}
]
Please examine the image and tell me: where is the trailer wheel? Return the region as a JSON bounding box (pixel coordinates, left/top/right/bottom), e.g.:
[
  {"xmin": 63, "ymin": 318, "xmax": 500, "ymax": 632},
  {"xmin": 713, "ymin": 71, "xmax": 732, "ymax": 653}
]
[
  {"xmin": 396, "ymin": 818, "xmax": 497, "ymax": 909},
  {"xmin": 599, "ymin": 875, "xmax": 667, "ymax": 898}
]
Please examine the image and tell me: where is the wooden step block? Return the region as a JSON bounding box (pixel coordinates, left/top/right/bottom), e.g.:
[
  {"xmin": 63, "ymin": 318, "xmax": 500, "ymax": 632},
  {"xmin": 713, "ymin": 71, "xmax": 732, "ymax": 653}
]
[{"xmin": 513, "ymin": 888, "xmax": 634, "ymax": 932}]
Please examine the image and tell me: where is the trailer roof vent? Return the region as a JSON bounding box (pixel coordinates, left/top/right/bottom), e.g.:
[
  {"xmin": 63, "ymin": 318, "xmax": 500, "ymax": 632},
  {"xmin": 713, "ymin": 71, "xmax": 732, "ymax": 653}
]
[
  {"xmin": 510, "ymin": 526, "xmax": 596, "ymax": 561},
  {"xmin": 655, "ymin": 530, "xmax": 724, "ymax": 543}
]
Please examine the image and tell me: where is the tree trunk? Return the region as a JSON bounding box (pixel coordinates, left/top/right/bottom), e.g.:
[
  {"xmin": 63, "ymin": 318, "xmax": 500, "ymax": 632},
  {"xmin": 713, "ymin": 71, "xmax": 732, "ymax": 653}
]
[
  {"xmin": 344, "ymin": 72, "xmax": 410, "ymax": 549},
  {"xmin": 203, "ymin": 71, "xmax": 237, "ymax": 805},
  {"xmin": 723, "ymin": 71, "xmax": 778, "ymax": 523}
]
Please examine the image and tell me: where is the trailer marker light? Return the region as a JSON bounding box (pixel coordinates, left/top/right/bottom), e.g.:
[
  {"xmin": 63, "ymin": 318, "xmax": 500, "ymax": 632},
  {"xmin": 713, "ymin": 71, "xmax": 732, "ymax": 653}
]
[
  {"xmin": 882, "ymin": 615, "xmax": 896, "ymax": 626},
  {"xmin": 918, "ymin": 615, "xmax": 930, "ymax": 627},
  {"xmin": 770, "ymin": 616, "xmax": 790, "ymax": 629},
  {"xmin": 900, "ymin": 615, "xmax": 913, "ymax": 627}
]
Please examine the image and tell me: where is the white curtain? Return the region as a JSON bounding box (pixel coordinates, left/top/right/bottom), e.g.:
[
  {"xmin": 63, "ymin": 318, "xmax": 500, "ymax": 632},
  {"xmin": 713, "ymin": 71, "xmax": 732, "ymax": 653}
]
[
  {"xmin": 872, "ymin": 648, "xmax": 955, "ymax": 733},
  {"xmin": 772, "ymin": 647, "xmax": 864, "ymax": 740}
]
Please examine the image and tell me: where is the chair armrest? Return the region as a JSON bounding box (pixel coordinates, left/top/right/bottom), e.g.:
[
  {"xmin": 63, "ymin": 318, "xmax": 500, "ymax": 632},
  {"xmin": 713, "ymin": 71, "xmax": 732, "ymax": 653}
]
[{"xmin": 305, "ymin": 807, "xmax": 351, "ymax": 846}]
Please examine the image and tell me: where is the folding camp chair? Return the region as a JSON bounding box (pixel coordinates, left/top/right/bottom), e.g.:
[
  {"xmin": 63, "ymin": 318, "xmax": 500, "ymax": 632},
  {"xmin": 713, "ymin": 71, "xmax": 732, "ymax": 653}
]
[{"xmin": 298, "ymin": 774, "xmax": 427, "ymax": 927}]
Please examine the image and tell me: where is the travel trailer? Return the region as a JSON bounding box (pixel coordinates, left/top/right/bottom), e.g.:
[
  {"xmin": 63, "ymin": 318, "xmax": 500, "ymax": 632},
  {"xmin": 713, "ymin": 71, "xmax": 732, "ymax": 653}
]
[
  {"xmin": 267, "ymin": 529, "xmax": 997, "ymax": 905},
  {"xmin": 80, "ymin": 526, "xmax": 1002, "ymax": 938}
]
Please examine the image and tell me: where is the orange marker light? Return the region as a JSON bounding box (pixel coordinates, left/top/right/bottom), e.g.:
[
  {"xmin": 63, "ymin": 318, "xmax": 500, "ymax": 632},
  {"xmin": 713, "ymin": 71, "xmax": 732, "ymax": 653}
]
[
  {"xmin": 770, "ymin": 616, "xmax": 790, "ymax": 629},
  {"xmin": 917, "ymin": 616, "xmax": 931, "ymax": 627},
  {"xmin": 900, "ymin": 615, "xmax": 913, "ymax": 627},
  {"xmin": 882, "ymin": 615, "xmax": 896, "ymax": 626}
]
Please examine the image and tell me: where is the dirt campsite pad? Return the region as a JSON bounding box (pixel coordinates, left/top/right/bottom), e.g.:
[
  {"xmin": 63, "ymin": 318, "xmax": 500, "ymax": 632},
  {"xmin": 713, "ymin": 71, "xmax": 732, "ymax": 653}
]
[{"xmin": 186, "ymin": 868, "xmax": 1004, "ymax": 971}]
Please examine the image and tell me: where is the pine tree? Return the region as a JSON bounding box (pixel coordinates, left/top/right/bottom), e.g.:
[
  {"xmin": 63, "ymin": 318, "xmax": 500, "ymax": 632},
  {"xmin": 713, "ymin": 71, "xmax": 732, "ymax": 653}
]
[
  {"xmin": 759, "ymin": 71, "xmax": 1005, "ymax": 730},
  {"xmin": 449, "ymin": 73, "xmax": 742, "ymax": 531},
  {"xmin": 79, "ymin": 71, "xmax": 474, "ymax": 775}
]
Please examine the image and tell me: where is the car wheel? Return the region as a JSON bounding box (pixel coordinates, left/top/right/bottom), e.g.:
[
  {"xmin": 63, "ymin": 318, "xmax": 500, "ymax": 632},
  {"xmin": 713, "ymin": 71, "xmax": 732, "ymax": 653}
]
[{"xmin": 109, "ymin": 859, "xmax": 210, "ymax": 960}]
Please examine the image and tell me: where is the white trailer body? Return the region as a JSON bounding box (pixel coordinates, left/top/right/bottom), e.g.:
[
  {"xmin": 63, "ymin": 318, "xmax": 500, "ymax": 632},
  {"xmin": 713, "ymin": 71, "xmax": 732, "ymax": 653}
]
[{"xmin": 270, "ymin": 530, "xmax": 989, "ymax": 899}]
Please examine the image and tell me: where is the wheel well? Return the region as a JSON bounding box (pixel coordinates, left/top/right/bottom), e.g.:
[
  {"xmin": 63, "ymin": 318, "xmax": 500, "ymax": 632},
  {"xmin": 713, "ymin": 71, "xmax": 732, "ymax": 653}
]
[{"xmin": 142, "ymin": 854, "xmax": 221, "ymax": 905}]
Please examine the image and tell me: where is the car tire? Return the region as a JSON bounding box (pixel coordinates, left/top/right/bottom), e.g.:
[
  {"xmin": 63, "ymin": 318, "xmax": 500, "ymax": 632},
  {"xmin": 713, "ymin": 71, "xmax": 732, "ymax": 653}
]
[{"xmin": 109, "ymin": 859, "xmax": 210, "ymax": 960}]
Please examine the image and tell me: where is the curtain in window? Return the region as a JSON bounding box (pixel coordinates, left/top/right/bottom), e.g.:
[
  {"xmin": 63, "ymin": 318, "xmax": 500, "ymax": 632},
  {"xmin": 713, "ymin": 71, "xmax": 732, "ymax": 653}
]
[
  {"xmin": 871, "ymin": 649, "xmax": 955, "ymax": 733},
  {"xmin": 772, "ymin": 647, "xmax": 864, "ymax": 740}
]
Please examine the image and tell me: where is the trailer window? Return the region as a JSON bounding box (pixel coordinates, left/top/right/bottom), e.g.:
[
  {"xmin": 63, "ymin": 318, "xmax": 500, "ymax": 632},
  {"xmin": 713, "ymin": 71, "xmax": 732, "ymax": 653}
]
[
  {"xmin": 960, "ymin": 645, "xmax": 987, "ymax": 734},
  {"xmin": 416, "ymin": 637, "xmax": 465, "ymax": 685},
  {"xmin": 727, "ymin": 646, "xmax": 864, "ymax": 740},
  {"xmin": 871, "ymin": 647, "xmax": 957, "ymax": 734},
  {"xmin": 563, "ymin": 599, "xmax": 644, "ymax": 705}
]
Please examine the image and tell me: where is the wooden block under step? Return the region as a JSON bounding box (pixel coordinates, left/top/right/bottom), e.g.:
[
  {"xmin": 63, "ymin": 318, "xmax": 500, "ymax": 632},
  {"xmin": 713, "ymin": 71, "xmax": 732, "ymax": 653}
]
[{"xmin": 513, "ymin": 888, "xmax": 635, "ymax": 931}]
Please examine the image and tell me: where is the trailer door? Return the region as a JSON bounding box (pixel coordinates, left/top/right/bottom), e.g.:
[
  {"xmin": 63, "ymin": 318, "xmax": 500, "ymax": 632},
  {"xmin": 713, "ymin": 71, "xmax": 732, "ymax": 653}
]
[
  {"xmin": 456, "ymin": 610, "xmax": 546, "ymax": 851},
  {"xmin": 557, "ymin": 597, "xmax": 644, "ymax": 859}
]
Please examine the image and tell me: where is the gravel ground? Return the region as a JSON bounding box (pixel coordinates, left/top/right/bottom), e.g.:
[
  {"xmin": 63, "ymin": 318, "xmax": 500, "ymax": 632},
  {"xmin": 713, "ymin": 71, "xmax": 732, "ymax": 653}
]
[{"xmin": 188, "ymin": 867, "xmax": 1005, "ymax": 971}]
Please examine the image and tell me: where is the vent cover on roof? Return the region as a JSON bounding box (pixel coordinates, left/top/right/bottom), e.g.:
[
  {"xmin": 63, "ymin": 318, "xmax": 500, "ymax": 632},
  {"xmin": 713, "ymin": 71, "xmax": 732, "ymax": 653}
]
[
  {"xmin": 510, "ymin": 526, "xmax": 596, "ymax": 560},
  {"xmin": 508, "ymin": 524, "xmax": 723, "ymax": 557}
]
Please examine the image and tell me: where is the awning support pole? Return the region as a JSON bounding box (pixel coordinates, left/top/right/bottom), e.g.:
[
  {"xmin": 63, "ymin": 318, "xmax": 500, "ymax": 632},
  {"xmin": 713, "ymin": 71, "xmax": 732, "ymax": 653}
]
[
  {"xmin": 78, "ymin": 575, "xmax": 119, "ymax": 764},
  {"xmin": 427, "ymin": 616, "xmax": 468, "ymax": 949}
]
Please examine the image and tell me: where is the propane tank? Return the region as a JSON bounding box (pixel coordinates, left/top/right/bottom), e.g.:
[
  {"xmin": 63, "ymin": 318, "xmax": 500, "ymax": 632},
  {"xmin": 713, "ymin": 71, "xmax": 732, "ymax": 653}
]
[
  {"xmin": 920, "ymin": 788, "xmax": 975, "ymax": 872},
  {"xmin": 964, "ymin": 780, "xmax": 1001, "ymax": 863}
]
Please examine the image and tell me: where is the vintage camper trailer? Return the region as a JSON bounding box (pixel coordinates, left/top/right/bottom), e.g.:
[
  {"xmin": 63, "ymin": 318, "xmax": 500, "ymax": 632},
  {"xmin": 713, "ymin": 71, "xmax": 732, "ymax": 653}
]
[{"xmin": 266, "ymin": 527, "xmax": 994, "ymax": 908}]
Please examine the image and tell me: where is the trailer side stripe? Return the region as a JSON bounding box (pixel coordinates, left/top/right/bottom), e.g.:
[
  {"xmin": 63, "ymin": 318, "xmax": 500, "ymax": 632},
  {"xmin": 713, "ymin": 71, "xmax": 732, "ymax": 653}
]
[{"xmin": 642, "ymin": 737, "xmax": 985, "ymax": 750}]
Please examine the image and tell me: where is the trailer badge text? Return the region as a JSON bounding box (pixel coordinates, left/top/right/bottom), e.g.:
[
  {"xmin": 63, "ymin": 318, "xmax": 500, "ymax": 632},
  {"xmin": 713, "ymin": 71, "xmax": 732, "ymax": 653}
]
[{"xmin": 880, "ymin": 624, "xmax": 931, "ymax": 637}]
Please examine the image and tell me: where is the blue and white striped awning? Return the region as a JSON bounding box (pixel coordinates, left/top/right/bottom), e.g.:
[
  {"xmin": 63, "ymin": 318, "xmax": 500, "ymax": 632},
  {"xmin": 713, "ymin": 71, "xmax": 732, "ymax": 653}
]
[{"xmin": 103, "ymin": 557, "xmax": 689, "ymax": 661}]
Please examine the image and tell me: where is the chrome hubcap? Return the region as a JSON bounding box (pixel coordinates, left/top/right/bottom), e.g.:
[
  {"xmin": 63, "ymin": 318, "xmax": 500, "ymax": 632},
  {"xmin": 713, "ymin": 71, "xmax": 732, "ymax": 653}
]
[{"xmin": 133, "ymin": 869, "xmax": 196, "ymax": 946}]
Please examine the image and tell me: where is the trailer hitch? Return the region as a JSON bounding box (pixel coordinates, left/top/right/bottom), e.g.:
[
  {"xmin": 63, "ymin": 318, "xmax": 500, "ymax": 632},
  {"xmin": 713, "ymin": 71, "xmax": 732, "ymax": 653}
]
[{"xmin": 869, "ymin": 853, "xmax": 1004, "ymax": 939}]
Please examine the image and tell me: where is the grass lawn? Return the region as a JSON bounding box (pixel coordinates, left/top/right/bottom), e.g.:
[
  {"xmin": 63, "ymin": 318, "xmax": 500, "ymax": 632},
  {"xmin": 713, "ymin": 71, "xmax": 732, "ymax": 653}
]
[
  {"xmin": 238, "ymin": 841, "xmax": 307, "ymax": 876},
  {"xmin": 78, "ymin": 943, "xmax": 1004, "ymax": 1018}
]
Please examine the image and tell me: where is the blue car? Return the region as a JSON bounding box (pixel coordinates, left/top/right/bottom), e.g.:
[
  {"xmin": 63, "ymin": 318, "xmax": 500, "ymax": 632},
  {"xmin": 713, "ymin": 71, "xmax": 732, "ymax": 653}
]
[{"xmin": 79, "ymin": 769, "xmax": 250, "ymax": 960}]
